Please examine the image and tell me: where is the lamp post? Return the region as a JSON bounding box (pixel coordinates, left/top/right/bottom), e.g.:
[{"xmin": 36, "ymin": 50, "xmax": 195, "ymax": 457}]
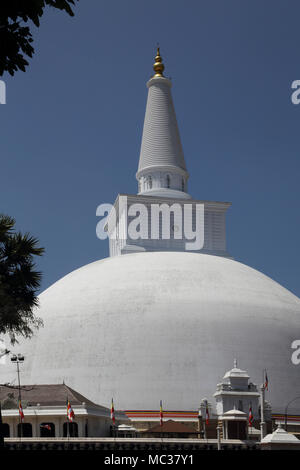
[
  {"xmin": 0, "ymin": 348, "xmax": 11, "ymax": 448},
  {"xmin": 11, "ymin": 354, "xmax": 24, "ymax": 438},
  {"xmin": 284, "ymin": 396, "xmax": 300, "ymax": 431}
]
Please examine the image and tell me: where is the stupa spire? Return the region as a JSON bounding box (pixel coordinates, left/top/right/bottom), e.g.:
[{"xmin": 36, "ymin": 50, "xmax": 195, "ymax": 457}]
[
  {"xmin": 152, "ymin": 47, "xmax": 165, "ymax": 77},
  {"xmin": 136, "ymin": 47, "xmax": 190, "ymax": 199}
]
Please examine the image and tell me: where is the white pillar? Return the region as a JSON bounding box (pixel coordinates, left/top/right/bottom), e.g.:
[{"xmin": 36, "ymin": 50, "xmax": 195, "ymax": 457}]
[
  {"xmin": 58, "ymin": 417, "xmax": 64, "ymax": 437},
  {"xmin": 34, "ymin": 416, "xmax": 38, "ymax": 437},
  {"xmin": 217, "ymin": 425, "xmax": 221, "ymax": 450},
  {"xmin": 260, "ymin": 385, "xmax": 267, "ymax": 440},
  {"xmin": 77, "ymin": 418, "xmax": 84, "ymax": 437}
]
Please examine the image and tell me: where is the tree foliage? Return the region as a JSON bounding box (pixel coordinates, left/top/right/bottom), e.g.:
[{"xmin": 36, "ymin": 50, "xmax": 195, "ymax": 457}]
[
  {"xmin": 0, "ymin": 215, "xmax": 44, "ymax": 343},
  {"xmin": 0, "ymin": 0, "xmax": 78, "ymax": 76}
]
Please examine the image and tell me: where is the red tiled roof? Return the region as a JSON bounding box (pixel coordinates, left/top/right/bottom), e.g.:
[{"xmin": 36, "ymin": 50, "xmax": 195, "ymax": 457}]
[
  {"xmin": 272, "ymin": 414, "xmax": 300, "ymax": 422},
  {"xmin": 125, "ymin": 410, "xmax": 198, "ymax": 418},
  {"xmin": 144, "ymin": 420, "xmax": 197, "ymax": 434}
]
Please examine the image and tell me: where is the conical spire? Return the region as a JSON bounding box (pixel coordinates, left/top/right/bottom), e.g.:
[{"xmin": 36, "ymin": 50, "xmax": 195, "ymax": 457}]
[{"xmin": 136, "ymin": 48, "xmax": 189, "ymax": 198}]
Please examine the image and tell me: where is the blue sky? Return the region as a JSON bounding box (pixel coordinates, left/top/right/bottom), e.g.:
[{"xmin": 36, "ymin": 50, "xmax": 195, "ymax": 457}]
[{"xmin": 1, "ymin": 0, "xmax": 300, "ymax": 296}]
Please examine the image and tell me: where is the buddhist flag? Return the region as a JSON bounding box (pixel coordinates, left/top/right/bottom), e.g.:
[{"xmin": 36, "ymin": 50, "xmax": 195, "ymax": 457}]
[
  {"xmin": 205, "ymin": 404, "xmax": 209, "ymax": 425},
  {"xmin": 67, "ymin": 400, "xmax": 75, "ymax": 422},
  {"xmin": 19, "ymin": 400, "xmax": 24, "ymax": 422},
  {"xmin": 160, "ymin": 400, "xmax": 163, "ymax": 426},
  {"xmin": 248, "ymin": 404, "xmax": 254, "ymax": 427},
  {"xmin": 264, "ymin": 370, "xmax": 269, "ymax": 391},
  {"xmin": 111, "ymin": 398, "xmax": 115, "ymax": 425}
]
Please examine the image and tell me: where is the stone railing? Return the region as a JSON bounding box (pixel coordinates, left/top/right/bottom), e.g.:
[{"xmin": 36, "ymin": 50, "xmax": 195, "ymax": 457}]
[{"xmin": 3, "ymin": 437, "xmax": 259, "ymax": 451}]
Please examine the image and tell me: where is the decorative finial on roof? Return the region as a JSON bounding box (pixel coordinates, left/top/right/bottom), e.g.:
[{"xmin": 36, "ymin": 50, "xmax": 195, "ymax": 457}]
[
  {"xmin": 153, "ymin": 46, "xmax": 165, "ymax": 77},
  {"xmin": 234, "ymin": 358, "xmax": 238, "ymax": 368}
]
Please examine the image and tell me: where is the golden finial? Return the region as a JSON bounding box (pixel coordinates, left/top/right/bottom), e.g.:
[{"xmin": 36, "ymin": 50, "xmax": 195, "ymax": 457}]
[{"xmin": 152, "ymin": 46, "xmax": 165, "ymax": 77}]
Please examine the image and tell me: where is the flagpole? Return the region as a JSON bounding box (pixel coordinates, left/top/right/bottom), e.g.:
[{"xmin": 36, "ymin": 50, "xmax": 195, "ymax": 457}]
[
  {"xmin": 111, "ymin": 398, "xmax": 116, "ymax": 436},
  {"xmin": 203, "ymin": 400, "xmax": 207, "ymax": 440},
  {"xmin": 17, "ymin": 360, "xmax": 22, "ymax": 439},
  {"xmin": 66, "ymin": 392, "xmax": 70, "ymax": 439},
  {"xmin": 197, "ymin": 408, "xmax": 201, "ymax": 439},
  {"xmin": 203, "ymin": 419, "xmax": 207, "ymax": 440},
  {"xmin": 160, "ymin": 400, "xmax": 163, "ymax": 427},
  {"xmin": 203, "ymin": 400, "xmax": 209, "ymax": 440},
  {"xmin": 66, "ymin": 394, "xmax": 75, "ymax": 438}
]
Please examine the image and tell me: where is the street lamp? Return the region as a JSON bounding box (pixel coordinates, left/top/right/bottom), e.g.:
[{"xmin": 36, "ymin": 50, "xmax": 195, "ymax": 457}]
[
  {"xmin": 11, "ymin": 354, "xmax": 25, "ymax": 437},
  {"xmin": 0, "ymin": 348, "xmax": 11, "ymax": 448}
]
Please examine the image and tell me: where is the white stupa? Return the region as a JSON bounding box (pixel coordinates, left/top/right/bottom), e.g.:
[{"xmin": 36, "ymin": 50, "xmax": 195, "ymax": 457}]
[{"xmin": 1, "ymin": 49, "xmax": 300, "ymax": 414}]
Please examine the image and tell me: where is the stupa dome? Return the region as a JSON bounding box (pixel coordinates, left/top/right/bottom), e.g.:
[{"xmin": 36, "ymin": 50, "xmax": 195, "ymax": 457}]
[{"xmin": 2, "ymin": 251, "xmax": 299, "ymax": 413}]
